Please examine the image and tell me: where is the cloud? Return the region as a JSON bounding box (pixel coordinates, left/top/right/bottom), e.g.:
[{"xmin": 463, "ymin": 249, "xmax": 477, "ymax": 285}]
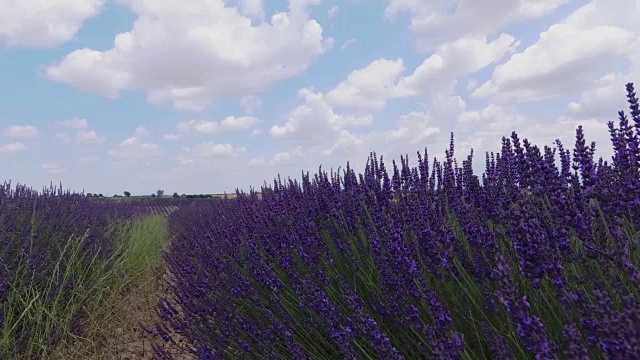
[
  {"xmin": 3, "ymin": 125, "xmax": 37, "ymax": 138},
  {"xmin": 176, "ymin": 116, "xmax": 260, "ymax": 134},
  {"xmin": 132, "ymin": 126, "xmax": 150, "ymax": 138},
  {"xmin": 54, "ymin": 132, "xmax": 71, "ymax": 143},
  {"xmin": 108, "ymin": 126, "xmax": 161, "ymax": 160},
  {"xmin": 78, "ymin": 155, "xmax": 100, "ymax": 163},
  {"xmin": 191, "ymin": 141, "xmax": 247, "ymax": 158},
  {"xmin": 472, "ymin": 0, "xmax": 640, "ymax": 103},
  {"xmin": 472, "ymin": 24, "xmax": 636, "ymax": 102},
  {"xmin": 42, "ymin": 163, "xmax": 66, "ymax": 174},
  {"xmin": 327, "ymin": 5, "xmax": 339, "ymax": 18},
  {"xmin": 237, "ymin": 0, "xmax": 266, "ymax": 23},
  {"xmin": 384, "ymin": 0, "xmax": 570, "ymax": 52},
  {"xmin": 54, "ymin": 126, "xmax": 104, "ymax": 144},
  {"xmin": 318, "ymin": 94, "xmax": 533, "ymax": 180},
  {"xmin": 323, "ymin": 34, "xmax": 516, "ymax": 113},
  {"xmin": 270, "ymin": 87, "xmax": 374, "ymax": 142},
  {"xmin": 249, "ymin": 146, "xmax": 303, "ymax": 167},
  {"xmin": 264, "ymin": 87, "xmax": 531, "ymax": 176},
  {"xmin": 220, "ymin": 116, "xmax": 261, "ymax": 131},
  {"xmin": 0, "ymin": 142, "xmax": 25, "ymax": 155},
  {"xmin": 319, "ymin": 129, "xmax": 365, "ymax": 156},
  {"xmin": 175, "ymin": 141, "xmax": 247, "ymax": 165},
  {"xmin": 457, "ymin": 103, "xmax": 527, "ymax": 134},
  {"xmin": 176, "ymin": 120, "xmax": 219, "ymax": 134},
  {"xmin": 265, "ymin": 53, "xmax": 510, "ymax": 165},
  {"xmin": 466, "ymin": 78, "xmax": 478, "ymax": 91},
  {"xmin": 43, "ymin": 0, "xmax": 333, "ymax": 110},
  {"xmin": 75, "ymin": 129, "xmax": 105, "ymax": 144},
  {"xmin": 340, "ymin": 38, "xmax": 357, "ymax": 50},
  {"xmin": 56, "ymin": 117, "xmax": 89, "ymax": 128},
  {"xmin": 43, "ymin": 48, "xmax": 133, "ymax": 100},
  {"xmin": 395, "ymin": 34, "xmax": 518, "ymax": 97},
  {"xmin": 240, "ymin": 95, "xmax": 264, "ymax": 114},
  {"xmin": 163, "ymin": 133, "xmax": 182, "ymax": 140},
  {"xmin": 384, "ymin": 93, "xmax": 466, "ymax": 147},
  {"xmin": 564, "ymin": 72, "xmax": 631, "ymax": 120},
  {"xmin": 564, "ymin": 0, "xmax": 640, "ymax": 32},
  {"xmin": 326, "ymin": 58, "xmax": 405, "ymax": 112},
  {"xmin": 386, "ymin": 111, "xmax": 442, "ymax": 145},
  {"xmin": 0, "ymin": 0, "xmax": 104, "ymax": 47}
]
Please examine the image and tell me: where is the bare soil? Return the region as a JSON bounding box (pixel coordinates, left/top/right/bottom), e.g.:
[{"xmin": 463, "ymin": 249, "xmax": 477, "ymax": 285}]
[{"xmin": 57, "ymin": 272, "xmax": 195, "ymax": 360}]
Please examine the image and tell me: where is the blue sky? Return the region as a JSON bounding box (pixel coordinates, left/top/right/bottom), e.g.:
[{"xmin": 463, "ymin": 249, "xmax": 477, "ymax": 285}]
[{"xmin": 0, "ymin": 0, "xmax": 638, "ymax": 195}]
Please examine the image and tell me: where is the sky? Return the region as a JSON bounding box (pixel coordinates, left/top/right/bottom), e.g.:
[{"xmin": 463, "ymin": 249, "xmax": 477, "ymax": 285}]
[{"xmin": 0, "ymin": 0, "xmax": 638, "ymax": 196}]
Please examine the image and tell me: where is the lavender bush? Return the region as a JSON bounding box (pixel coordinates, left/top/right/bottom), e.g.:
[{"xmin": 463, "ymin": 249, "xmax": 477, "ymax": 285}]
[
  {"xmin": 0, "ymin": 184, "xmax": 171, "ymax": 358},
  {"xmin": 156, "ymin": 83, "xmax": 640, "ymax": 359}
]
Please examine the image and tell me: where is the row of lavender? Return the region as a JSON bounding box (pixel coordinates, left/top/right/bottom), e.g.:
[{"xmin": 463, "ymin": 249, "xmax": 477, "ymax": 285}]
[
  {"xmin": 0, "ymin": 185, "xmax": 193, "ymax": 358},
  {"xmin": 157, "ymin": 84, "xmax": 640, "ymax": 359}
]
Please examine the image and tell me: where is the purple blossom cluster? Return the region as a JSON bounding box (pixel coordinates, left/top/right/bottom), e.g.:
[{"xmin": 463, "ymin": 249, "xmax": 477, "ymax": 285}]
[{"xmin": 155, "ymin": 83, "xmax": 640, "ymax": 359}]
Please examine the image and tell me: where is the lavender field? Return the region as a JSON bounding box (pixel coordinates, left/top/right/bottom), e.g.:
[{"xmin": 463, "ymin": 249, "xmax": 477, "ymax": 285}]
[{"xmin": 2, "ymin": 83, "xmax": 640, "ymax": 359}]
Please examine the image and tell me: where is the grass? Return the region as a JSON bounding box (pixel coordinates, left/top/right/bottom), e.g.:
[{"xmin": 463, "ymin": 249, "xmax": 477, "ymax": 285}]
[{"xmin": 1, "ymin": 215, "xmax": 170, "ymax": 359}]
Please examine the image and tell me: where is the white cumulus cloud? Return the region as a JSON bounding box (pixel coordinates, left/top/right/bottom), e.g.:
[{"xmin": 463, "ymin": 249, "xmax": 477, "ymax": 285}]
[
  {"xmin": 56, "ymin": 118, "xmax": 89, "ymax": 128},
  {"xmin": 220, "ymin": 116, "xmax": 261, "ymax": 131},
  {"xmin": 270, "ymin": 87, "xmax": 374, "ymax": 142},
  {"xmin": 0, "ymin": 0, "xmax": 105, "ymax": 47},
  {"xmin": 395, "ymin": 34, "xmax": 518, "ymax": 97},
  {"xmin": 3, "ymin": 125, "xmax": 37, "ymax": 138},
  {"xmin": 240, "ymin": 95, "xmax": 264, "ymax": 114},
  {"xmin": 384, "ymin": 0, "xmax": 570, "ymax": 52},
  {"xmin": 326, "ymin": 58, "xmax": 405, "ymax": 112},
  {"xmin": 0, "ymin": 142, "xmax": 26, "ymax": 155},
  {"xmin": 76, "ymin": 129, "xmax": 105, "ymax": 144},
  {"xmin": 177, "ymin": 116, "xmax": 261, "ymax": 134},
  {"xmin": 108, "ymin": 126, "xmax": 161, "ymax": 160},
  {"xmin": 43, "ymin": 0, "xmax": 333, "ymax": 111},
  {"xmin": 472, "ymin": 0, "xmax": 640, "ymax": 103},
  {"xmin": 42, "ymin": 163, "xmax": 66, "ymax": 174}
]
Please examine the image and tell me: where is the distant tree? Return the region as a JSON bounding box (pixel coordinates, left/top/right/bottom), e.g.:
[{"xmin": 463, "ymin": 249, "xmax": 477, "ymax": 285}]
[
  {"xmin": 86, "ymin": 193, "xmax": 93, "ymax": 197},
  {"xmin": 99, "ymin": 194, "xmax": 104, "ymax": 197},
  {"xmin": 181, "ymin": 194, "xmax": 186, "ymax": 197},
  {"xmin": 124, "ymin": 191, "xmax": 131, "ymax": 197},
  {"xmin": 151, "ymin": 193, "xmax": 156, "ymax": 198},
  {"xmin": 114, "ymin": 194, "xmax": 120, "ymax": 197},
  {"xmin": 156, "ymin": 189, "xmax": 164, "ymax": 197},
  {"xmin": 173, "ymin": 192, "xmax": 179, "ymax": 198}
]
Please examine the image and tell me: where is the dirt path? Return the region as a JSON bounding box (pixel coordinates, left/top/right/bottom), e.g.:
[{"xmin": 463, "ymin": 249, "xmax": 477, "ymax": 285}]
[
  {"xmin": 56, "ymin": 269, "xmax": 195, "ymax": 360},
  {"xmin": 105, "ymin": 272, "xmax": 195, "ymax": 360}
]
